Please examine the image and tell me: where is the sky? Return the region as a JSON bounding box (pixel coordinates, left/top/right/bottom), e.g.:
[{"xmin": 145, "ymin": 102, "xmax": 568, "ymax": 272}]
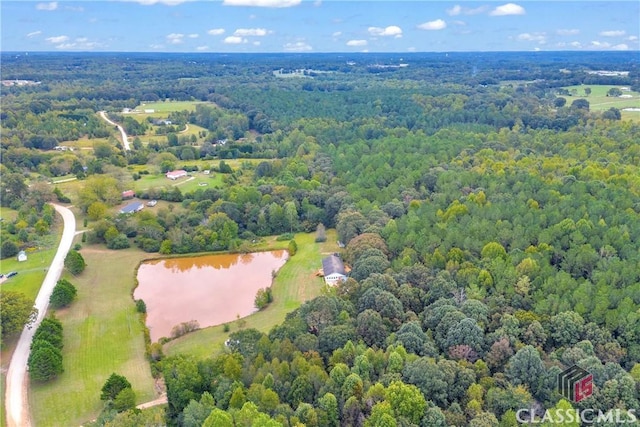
[{"xmin": 1, "ymin": 1, "xmax": 639, "ymax": 53}]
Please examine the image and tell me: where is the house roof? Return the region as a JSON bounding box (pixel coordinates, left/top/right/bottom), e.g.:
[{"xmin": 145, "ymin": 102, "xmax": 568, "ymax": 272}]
[
  {"xmin": 322, "ymin": 255, "xmax": 345, "ymax": 276},
  {"xmin": 122, "ymin": 190, "xmax": 135, "ymax": 197},
  {"xmin": 166, "ymin": 169, "xmax": 187, "ymax": 177},
  {"xmin": 120, "ymin": 202, "xmax": 144, "ymax": 214}
]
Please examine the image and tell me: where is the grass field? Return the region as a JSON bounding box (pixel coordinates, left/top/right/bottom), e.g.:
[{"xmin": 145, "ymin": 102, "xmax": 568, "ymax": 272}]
[
  {"xmin": 164, "ymin": 229, "xmax": 339, "ymax": 359},
  {"xmin": 29, "ymin": 245, "xmax": 158, "ymax": 427},
  {"xmin": 135, "ymin": 101, "xmax": 205, "ymax": 113},
  {"xmin": 561, "ymin": 84, "xmax": 640, "ymax": 120},
  {"xmin": 133, "ymin": 171, "xmax": 225, "ymax": 194}
]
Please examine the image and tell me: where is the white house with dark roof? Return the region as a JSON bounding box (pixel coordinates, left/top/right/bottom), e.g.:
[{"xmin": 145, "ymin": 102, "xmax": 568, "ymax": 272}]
[{"xmin": 322, "ymin": 254, "xmax": 347, "ymax": 285}]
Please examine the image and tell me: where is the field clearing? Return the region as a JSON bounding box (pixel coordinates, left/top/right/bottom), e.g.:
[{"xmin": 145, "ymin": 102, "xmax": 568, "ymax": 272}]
[
  {"xmin": 164, "ymin": 230, "xmax": 339, "ymax": 359},
  {"xmin": 29, "ymin": 245, "xmax": 158, "ymax": 427},
  {"xmin": 561, "ymin": 84, "xmax": 640, "ymax": 120},
  {"xmin": 58, "ymin": 136, "xmax": 112, "ymax": 150},
  {"xmin": 133, "ymin": 172, "xmax": 225, "ymax": 194},
  {"xmin": 134, "ymin": 100, "xmax": 207, "ymax": 113}
]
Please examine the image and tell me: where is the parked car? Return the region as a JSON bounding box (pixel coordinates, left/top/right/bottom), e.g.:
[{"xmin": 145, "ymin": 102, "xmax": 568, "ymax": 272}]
[
  {"xmin": 147, "ymin": 200, "xmax": 157, "ymax": 207},
  {"xmin": 6, "ymin": 271, "xmax": 18, "ymax": 278}
]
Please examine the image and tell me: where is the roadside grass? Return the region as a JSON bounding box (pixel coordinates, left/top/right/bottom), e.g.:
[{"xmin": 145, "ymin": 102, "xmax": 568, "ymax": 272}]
[
  {"xmin": 164, "ymin": 230, "xmax": 339, "ymax": 359},
  {"xmin": 0, "ymin": 210, "xmax": 63, "ymax": 427},
  {"xmin": 29, "ymin": 245, "xmax": 157, "ymax": 427},
  {"xmin": 560, "ymin": 84, "xmax": 640, "ymax": 120}
]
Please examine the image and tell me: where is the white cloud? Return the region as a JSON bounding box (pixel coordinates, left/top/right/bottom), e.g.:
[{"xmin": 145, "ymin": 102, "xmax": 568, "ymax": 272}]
[
  {"xmin": 517, "ymin": 32, "xmax": 546, "ymax": 43},
  {"xmin": 188, "ymin": 34, "xmax": 199, "ymax": 38},
  {"xmin": 36, "ymin": 2, "xmax": 57, "ymax": 11},
  {"xmin": 166, "ymin": 33, "xmax": 185, "ymax": 44},
  {"xmin": 447, "ymin": 5, "xmax": 462, "ymax": 16},
  {"xmin": 628, "ymin": 35, "xmax": 638, "ymax": 41},
  {"xmin": 590, "ymin": 40, "xmax": 611, "ymax": 48},
  {"xmin": 447, "ymin": 4, "xmax": 487, "ymax": 16},
  {"xmin": 284, "ymin": 41, "xmax": 312, "ymax": 52},
  {"xmin": 224, "ymin": 35, "xmax": 247, "ymax": 44},
  {"xmin": 612, "ymin": 44, "xmax": 629, "ymax": 50},
  {"xmin": 52, "ymin": 37, "xmax": 103, "ymax": 50},
  {"xmin": 368, "ymin": 26, "xmax": 402, "ymax": 38},
  {"xmin": 407, "ymin": 46, "xmax": 416, "ymax": 52},
  {"xmin": 150, "ymin": 44, "xmax": 165, "ymax": 49},
  {"xmin": 196, "ymin": 45, "xmax": 209, "ymax": 51},
  {"xmin": 27, "ymin": 31, "xmax": 42, "ymax": 38},
  {"xmin": 253, "ymin": 41, "xmax": 261, "ymax": 46},
  {"xmin": 207, "ymin": 28, "xmax": 225, "ymax": 36},
  {"xmin": 570, "ymin": 41, "xmax": 582, "ymax": 48},
  {"xmin": 46, "ymin": 35, "xmax": 69, "ymax": 44},
  {"xmin": 599, "ymin": 30, "xmax": 625, "ymax": 37},
  {"xmin": 223, "ymin": 0, "xmax": 301, "ymax": 7},
  {"xmin": 234, "ymin": 28, "xmax": 269, "ymax": 36},
  {"xmin": 490, "ymin": 3, "xmax": 525, "ymax": 16},
  {"xmin": 557, "ymin": 29, "xmax": 579, "ymax": 36},
  {"xmin": 418, "ymin": 19, "xmax": 447, "ymax": 31},
  {"xmin": 346, "ymin": 39, "xmax": 367, "ymax": 47},
  {"xmin": 451, "ymin": 20, "xmax": 466, "ymax": 26},
  {"xmin": 332, "ymin": 31, "xmax": 342, "ymax": 37}
]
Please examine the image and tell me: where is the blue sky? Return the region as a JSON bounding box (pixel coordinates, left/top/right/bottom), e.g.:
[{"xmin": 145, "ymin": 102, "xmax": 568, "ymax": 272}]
[{"xmin": 1, "ymin": 1, "xmax": 638, "ymax": 52}]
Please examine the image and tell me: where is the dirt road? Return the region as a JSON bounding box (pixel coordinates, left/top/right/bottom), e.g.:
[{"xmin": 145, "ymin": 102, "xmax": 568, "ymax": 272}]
[
  {"xmin": 4, "ymin": 204, "xmax": 76, "ymax": 427},
  {"xmin": 98, "ymin": 111, "xmax": 130, "ymax": 150}
]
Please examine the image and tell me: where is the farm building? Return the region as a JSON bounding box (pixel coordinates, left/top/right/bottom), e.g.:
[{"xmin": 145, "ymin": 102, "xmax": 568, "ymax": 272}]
[
  {"xmin": 121, "ymin": 190, "xmax": 135, "ymax": 199},
  {"xmin": 17, "ymin": 250, "xmax": 27, "ymax": 262},
  {"xmin": 119, "ymin": 202, "xmax": 144, "ymax": 214},
  {"xmin": 321, "ymin": 255, "xmax": 347, "ymax": 285},
  {"xmin": 166, "ymin": 169, "xmax": 188, "ymax": 180}
]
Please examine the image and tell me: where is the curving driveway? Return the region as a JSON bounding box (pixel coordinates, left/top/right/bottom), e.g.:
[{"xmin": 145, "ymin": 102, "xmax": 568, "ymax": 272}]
[
  {"xmin": 4, "ymin": 204, "xmax": 76, "ymax": 427},
  {"xmin": 98, "ymin": 111, "xmax": 130, "ymax": 151}
]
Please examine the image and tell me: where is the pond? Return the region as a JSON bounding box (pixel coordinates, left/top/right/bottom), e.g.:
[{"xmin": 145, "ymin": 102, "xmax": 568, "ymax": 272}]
[{"xmin": 134, "ymin": 250, "xmax": 287, "ymax": 342}]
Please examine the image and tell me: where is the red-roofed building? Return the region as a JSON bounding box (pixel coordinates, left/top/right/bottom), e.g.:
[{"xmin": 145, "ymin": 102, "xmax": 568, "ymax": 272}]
[
  {"xmin": 122, "ymin": 190, "xmax": 135, "ymax": 199},
  {"xmin": 166, "ymin": 170, "xmax": 188, "ymax": 180}
]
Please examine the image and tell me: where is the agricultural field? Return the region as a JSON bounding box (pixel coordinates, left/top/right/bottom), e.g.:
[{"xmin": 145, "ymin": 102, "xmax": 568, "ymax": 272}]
[
  {"xmin": 29, "ymin": 244, "xmax": 158, "ymax": 427},
  {"xmin": 164, "ymin": 229, "xmax": 339, "ymax": 359},
  {"xmin": 561, "ymin": 84, "xmax": 640, "ymax": 120}
]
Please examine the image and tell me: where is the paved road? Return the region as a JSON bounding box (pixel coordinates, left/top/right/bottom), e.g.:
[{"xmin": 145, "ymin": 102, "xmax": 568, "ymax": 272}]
[
  {"xmin": 98, "ymin": 111, "xmax": 130, "ymax": 150},
  {"xmin": 5, "ymin": 204, "xmax": 76, "ymax": 427}
]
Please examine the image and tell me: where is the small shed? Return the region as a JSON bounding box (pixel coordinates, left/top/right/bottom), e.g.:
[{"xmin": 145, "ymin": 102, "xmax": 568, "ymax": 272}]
[
  {"xmin": 122, "ymin": 190, "xmax": 135, "ymax": 200},
  {"xmin": 17, "ymin": 250, "xmax": 27, "ymax": 262}
]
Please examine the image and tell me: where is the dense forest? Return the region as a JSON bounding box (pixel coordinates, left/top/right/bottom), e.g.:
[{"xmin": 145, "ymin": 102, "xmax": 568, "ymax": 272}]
[{"xmin": 1, "ymin": 51, "xmax": 639, "ymax": 426}]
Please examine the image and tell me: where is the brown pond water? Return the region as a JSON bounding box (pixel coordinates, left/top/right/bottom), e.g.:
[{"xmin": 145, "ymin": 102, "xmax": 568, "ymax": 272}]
[{"xmin": 134, "ymin": 250, "xmax": 287, "ymax": 342}]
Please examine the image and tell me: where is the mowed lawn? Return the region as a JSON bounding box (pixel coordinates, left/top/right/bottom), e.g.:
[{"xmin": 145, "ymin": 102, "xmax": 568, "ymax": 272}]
[
  {"xmin": 135, "ymin": 100, "xmax": 205, "ymax": 113},
  {"xmin": 561, "ymin": 84, "xmax": 640, "ymax": 120},
  {"xmin": 164, "ymin": 230, "xmax": 340, "ymax": 359},
  {"xmin": 29, "ymin": 245, "xmax": 158, "ymax": 427}
]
